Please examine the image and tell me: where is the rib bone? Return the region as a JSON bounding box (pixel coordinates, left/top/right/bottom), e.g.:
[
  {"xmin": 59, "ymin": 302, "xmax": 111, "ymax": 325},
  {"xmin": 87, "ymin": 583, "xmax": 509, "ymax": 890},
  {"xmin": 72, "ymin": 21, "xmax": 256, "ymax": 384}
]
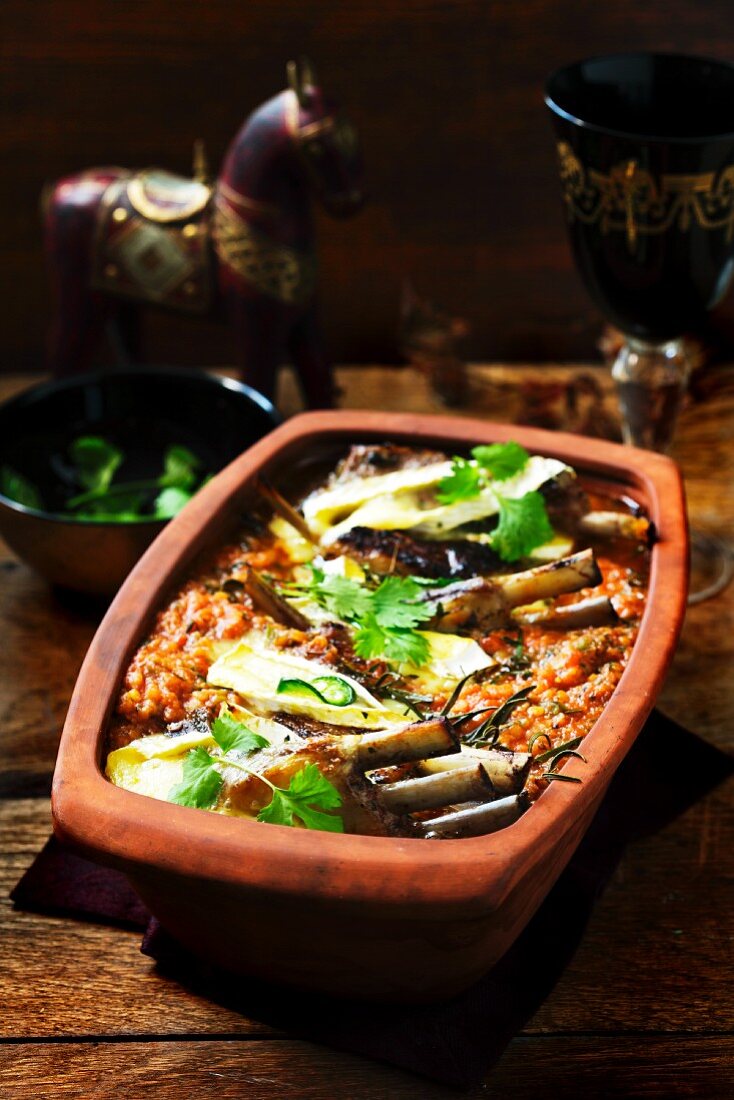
[
  {"xmin": 377, "ymin": 764, "xmax": 493, "ymax": 813},
  {"xmin": 418, "ymin": 792, "xmax": 530, "ymax": 838},
  {"xmin": 419, "ymin": 747, "xmax": 530, "ymax": 794},
  {"xmin": 514, "ymin": 595, "xmax": 618, "ymax": 630},
  {"xmin": 422, "ymin": 549, "xmax": 602, "ymax": 633},
  {"xmin": 355, "ymin": 717, "xmax": 459, "ymax": 769},
  {"xmin": 578, "ymin": 510, "xmax": 652, "ymax": 544}
]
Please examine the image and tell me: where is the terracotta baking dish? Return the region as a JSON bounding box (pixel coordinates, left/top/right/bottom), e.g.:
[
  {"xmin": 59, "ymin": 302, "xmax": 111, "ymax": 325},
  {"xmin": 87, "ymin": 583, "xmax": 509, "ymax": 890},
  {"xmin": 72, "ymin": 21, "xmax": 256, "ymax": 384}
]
[{"xmin": 52, "ymin": 411, "xmax": 688, "ymax": 1003}]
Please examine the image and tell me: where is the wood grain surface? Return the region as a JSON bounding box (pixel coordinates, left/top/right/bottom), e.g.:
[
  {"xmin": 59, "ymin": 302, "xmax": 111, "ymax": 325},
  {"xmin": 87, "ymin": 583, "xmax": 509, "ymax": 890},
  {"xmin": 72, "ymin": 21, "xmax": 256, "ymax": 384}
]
[
  {"xmin": 0, "ymin": 367, "xmax": 732, "ymax": 1096},
  {"xmin": 2, "ymin": 1038, "xmax": 733, "ymax": 1099},
  {"xmin": 6, "ymin": 0, "xmax": 734, "ymax": 373}
]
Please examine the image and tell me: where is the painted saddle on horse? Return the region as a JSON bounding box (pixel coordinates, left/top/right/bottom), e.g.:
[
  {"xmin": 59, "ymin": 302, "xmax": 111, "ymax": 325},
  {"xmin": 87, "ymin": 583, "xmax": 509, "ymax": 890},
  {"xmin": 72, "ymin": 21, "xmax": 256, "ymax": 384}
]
[{"xmin": 45, "ymin": 60, "xmax": 365, "ymax": 407}]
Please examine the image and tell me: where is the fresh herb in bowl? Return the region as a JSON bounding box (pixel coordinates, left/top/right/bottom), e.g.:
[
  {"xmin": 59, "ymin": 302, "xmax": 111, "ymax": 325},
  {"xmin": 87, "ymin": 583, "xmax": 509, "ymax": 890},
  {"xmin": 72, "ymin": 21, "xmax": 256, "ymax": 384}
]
[
  {"xmin": 0, "ymin": 466, "xmax": 45, "ymax": 511},
  {"xmin": 1, "ymin": 437, "xmax": 207, "ymax": 522}
]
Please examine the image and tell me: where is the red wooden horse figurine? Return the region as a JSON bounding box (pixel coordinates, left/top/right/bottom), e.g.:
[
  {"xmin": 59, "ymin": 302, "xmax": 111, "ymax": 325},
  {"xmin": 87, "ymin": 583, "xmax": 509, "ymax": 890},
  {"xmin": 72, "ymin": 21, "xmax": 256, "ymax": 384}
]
[{"xmin": 44, "ymin": 59, "xmax": 364, "ymax": 407}]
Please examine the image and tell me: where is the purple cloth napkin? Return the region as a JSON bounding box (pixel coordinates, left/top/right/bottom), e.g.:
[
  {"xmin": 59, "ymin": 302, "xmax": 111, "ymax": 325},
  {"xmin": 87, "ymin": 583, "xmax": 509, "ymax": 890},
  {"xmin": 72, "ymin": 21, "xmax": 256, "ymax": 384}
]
[{"xmin": 11, "ymin": 711, "xmax": 733, "ymax": 1090}]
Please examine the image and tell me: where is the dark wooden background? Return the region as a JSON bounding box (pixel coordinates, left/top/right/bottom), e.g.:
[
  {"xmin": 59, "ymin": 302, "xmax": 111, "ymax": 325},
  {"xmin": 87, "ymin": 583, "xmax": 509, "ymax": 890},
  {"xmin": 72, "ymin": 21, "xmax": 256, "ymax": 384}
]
[{"xmin": 5, "ymin": 0, "xmax": 734, "ymax": 372}]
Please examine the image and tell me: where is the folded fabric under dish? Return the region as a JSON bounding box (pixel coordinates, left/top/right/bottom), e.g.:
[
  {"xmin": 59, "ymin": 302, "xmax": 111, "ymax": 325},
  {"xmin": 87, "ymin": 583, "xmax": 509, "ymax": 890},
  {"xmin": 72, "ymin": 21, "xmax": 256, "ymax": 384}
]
[{"xmin": 11, "ymin": 711, "xmax": 733, "ymax": 1090}]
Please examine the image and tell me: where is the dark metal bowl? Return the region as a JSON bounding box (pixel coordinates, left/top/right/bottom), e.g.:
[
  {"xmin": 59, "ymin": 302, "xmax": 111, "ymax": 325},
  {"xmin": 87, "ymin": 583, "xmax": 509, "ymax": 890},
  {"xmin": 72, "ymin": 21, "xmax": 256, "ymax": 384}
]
[{"xmin": 0, "ymin": 367, "xmax": 280, "ymax": 594}]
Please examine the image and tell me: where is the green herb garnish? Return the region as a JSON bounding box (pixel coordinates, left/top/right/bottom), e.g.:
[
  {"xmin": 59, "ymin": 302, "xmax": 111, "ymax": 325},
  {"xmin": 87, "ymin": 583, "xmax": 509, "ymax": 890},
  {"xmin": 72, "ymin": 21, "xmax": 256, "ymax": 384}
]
[
  {"xmin": 441, "ymin": 670, "xmax": 480, "ymax": 716},
  {"xmin": 534, "ymin": 735, "xmax": 584, "ymax": 765},
  {"xmin": 301, "ymin": 566, "xmax": 373, "ymax": 622},
  {"xmin": 0, "ymin": 465, "xmax": 44, "ymax": 510},
  {"xmin": 169, "ymin": 746, "xmax": 225, "ymax": 809},
  {"xmin": 286, "ymin": 567, "xmax": 432, "ymax": 667},
  {"xmin": 257, "ymin": 762, "xmax": 344, "ymax": 832},
  {"xmin": 211, "ymin": 710, "xmax": 270, "ymax": 754},
  {"xmin": 434, "ymin": 443, "xmax": 553, "ymax": 561},
  {"xmin": 69, "ymin": 436, "xmax": 123, "ymax": 494},
  {"xmin": 353, "ymin": 613, "xmax": 429, "ymax": 666},
  {"xmin": 471, "ymin": 441, "xmax": 529, "ymax": 481},
  {"xmin": 368, "ymin": 672, "xmax": 432, "ymax": 719},
  {"xmin": 464, "ymin": 685, "xmax": 534, "ymax": 747},
  {"xmin": 154, "ymin": 486, "xmax": 195, "ymax": 519},
  {"xmin": 528, "ymin": 729, "xmax": 552, "ymax": 753},
  {"xmin": 371, "ymin": 575, "xmax": 428, "ymax": 629},
  {"xmin": 436, "ymin": 441, "xmax": 530, "ymax": 505},
  {"xmin": 489, "ymin": 491, "xmax": 554, "ymax": 563},
  {"xmin": 159, "ymin": 444, "xmax": 200, "ymax": 491},
  {"xmin": 436, "ymin": 457, "xmax": 482, "ymax": 504},
  {"xmin": 65, "ymin": 438, "xmax": 203, "ymax": 522},
  {"xmin": 168, "ymin": 709, "xmax": 343, "ymax": 832}
]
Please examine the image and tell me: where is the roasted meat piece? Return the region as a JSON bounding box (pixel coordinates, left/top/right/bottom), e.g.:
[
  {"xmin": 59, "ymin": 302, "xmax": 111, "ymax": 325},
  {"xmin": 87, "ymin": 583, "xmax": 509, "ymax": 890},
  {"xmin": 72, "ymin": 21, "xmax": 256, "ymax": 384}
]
[
  {"xmin": 330, "ymin": 443, "xmax": 445, "ymax": 485},
  {"xmin": 333, "ymin": 526, "xmax": 503, "ymax": 578},
  {"xmin": 420, "ymin": 549, "xmax": 602, "ymax": 634}
]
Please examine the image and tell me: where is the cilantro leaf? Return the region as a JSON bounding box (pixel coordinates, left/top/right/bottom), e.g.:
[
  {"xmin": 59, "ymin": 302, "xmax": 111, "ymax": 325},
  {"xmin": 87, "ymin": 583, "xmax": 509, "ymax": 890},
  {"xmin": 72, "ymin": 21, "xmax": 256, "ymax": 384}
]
[
  {"xmin": 168, "ymin": 747, "xmax": 224, "ymax": 809},
  {"xmin": 379, "ymin": 627, "xmax": 430, "ymax": 666},
  {"xmin": 159, "ymin": 444, "xmax": 200, "ymax": 491},
  {"xmin": 79, "ymin": 490, "xmax": 147, "ymax": 518},
  {"xmin": 372, "ymin": 575, "xmax": 425, "ymax": 629},
  {"xmin": 286, "ymin": 565, "xmax": 433, "ymax": 667},
  {"xmin": 490, "ymin": 491, "xmax": 554, "ymax": 562},
  {"xmin": 153, "ymin": 486, "xmax": 194, "ymax": 519},
  {"xmin": 354, "ymin": 615, "xmax": 430, "ymax": 666},
  {"xmin": 354, "ymin": 611, "xmax": 393, "ymax": 660},
  {"xmin": 320, "ymin": 574, "xmax": 372, "ymax": 620},
  {"xmin": 70, "ymin": 436, "xmax": 123, "ymax": 494},
  {"xmin": 0, "ymin": 465, "xmax": 44, "ymax": 510},
  {"xmin": 304, "ymin": 569, "xmax": 372, "ymax": 622},
  {"xmin": 257, "ymin": 762, "xmax": 343, "ymax": 832},
  {"xmin": 211, "ymin": 710, "xmax": 270, "ymax": 754},
  {"xmin": 471, "ymin": 441, "xmax": 529, "ymax": 481},
  {"xmin": 352, "ymin": 614, "xmax": 388, "ymax": 660},
  {"xmin": 436, "ymin": 457, "xmax": 482, "ymax": 504}
]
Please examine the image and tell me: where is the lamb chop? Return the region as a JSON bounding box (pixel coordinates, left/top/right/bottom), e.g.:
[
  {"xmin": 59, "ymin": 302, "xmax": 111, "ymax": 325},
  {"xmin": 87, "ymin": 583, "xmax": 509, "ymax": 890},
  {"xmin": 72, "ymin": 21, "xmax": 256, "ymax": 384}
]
[
  {"xmin": 218, "ymin": 716, "xmax": 529, "ymax": 838},
  {"xmin": 333, "ymin": 525, "xmax": 503, "ymax": 578},
  {"xmin": 329, "ymin": 443, "xmax": 446, "ymax": 484},
  {"xmin": 297, "ymin": 444, "xmax": 650, "ymax": 555},
  {"xmin": 419, "ymin": 548, "xmax": 602, "ymax": 634}
]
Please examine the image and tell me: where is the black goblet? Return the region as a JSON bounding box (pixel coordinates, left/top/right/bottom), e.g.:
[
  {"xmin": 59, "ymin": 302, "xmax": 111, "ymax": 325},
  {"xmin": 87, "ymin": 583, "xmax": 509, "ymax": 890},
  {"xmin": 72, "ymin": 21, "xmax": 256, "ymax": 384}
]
[{"xmin": 546, "ymin": 52, "xmax": 734, "ymax": 599}]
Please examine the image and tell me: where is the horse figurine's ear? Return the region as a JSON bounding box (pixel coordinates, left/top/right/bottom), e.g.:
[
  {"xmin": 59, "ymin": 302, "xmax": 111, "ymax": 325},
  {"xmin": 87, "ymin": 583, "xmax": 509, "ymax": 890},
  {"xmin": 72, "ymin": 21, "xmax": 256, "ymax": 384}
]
[{"xmin": 287, "ymin": 57, "xmax": 317, "ymax": 106}]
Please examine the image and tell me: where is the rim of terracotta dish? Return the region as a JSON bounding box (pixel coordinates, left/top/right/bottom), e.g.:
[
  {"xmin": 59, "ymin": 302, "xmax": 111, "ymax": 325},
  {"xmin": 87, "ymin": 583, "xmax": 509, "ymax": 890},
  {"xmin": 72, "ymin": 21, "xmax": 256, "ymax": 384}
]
[{"xmin": 52, "ymin": 411, "xmax": 688, "ymax": 916}]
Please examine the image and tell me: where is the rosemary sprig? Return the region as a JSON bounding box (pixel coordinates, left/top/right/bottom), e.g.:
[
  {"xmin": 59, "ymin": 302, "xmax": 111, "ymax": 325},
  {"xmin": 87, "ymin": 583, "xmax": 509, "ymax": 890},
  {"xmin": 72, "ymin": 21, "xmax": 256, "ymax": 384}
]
[
  {"xmin": 463, "ymin": 685, "xmax": 534, "ymax": 747},
  {"xmin": 534, "ymin": 735, "xmax": 583, "ymax": 764},
  {"xmin": 441, "ymin": 671, "xmax": 480, "ymax": 716}
]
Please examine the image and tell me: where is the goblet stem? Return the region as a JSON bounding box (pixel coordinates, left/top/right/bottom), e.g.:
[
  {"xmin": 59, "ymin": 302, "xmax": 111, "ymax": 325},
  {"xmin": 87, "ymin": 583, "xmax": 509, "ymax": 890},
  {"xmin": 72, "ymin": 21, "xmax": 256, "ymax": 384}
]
[
  {"xmin": 610, "ymin": 336, "xmax": 733, "ymax": 603},
  {"xmin": 611, "ymin": 337, "xmax": 691, "ymax": 453}
]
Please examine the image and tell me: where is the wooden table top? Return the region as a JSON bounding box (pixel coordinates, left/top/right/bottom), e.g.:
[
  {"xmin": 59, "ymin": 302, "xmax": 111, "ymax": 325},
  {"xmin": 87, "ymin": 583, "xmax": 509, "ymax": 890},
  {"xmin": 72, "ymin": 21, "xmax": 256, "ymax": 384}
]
[{"xmin": 1, "ymin": 365, "xmax": 732, "ymax": 1098}]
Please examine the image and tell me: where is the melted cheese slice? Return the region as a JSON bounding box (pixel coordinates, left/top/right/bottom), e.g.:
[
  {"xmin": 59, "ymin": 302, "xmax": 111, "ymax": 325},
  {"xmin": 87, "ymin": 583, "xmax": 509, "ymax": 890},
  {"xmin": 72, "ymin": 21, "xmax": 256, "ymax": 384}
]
[
  {"xmin": 314, "ymin": 455, "xmax": 571, "ymax": 544},
  {"xmin": 106, "ymin": 711, "xmax": 296, "ymax": 804},
  {"xmin": 409, "ymin": 631, "xmax": 492, "ymax": 682},
  {"xmin": 207, "ymin": 636, "xmax": 408, "ymax": 729},
  {"xmin": 302, "ymin": 461, "xmax": 453, "ymax": 535},
  {"xmin": 267, "ymin": 516, "xmax": 314, "ymax": 564},
  {"xmin": 280, "ymin": 557, "xmax": 493, "ymax": 683}
]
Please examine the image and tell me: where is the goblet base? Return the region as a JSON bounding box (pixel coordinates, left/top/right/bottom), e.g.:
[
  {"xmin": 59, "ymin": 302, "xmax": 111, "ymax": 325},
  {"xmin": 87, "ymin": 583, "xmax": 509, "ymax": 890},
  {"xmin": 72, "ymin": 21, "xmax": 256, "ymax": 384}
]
[{"xmin": 688, "ymin": 531, "xmax": 734, "ymax": 605}]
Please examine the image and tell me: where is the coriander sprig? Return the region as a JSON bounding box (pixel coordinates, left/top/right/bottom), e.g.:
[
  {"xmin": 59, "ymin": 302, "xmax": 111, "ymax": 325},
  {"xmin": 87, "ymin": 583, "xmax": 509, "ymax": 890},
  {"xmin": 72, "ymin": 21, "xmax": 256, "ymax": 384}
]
[
  {"xmin": 491, "ymin": 491, "xmax": 554, "ymax": 562},
  {"xmin": 284, "ymin": 566, "xmax": 432, "ymax": 667},
  {"xmin": 65, "ymin": 439, "xmax": 203, "ymax": 521},
  {"xmin": 437, "ymin": 441, "xmax": 530, "ymax": 505},
  {"xmin": 435, "ymin": 441, "xmax": 554, "ymax": 562},
  {"xmin": 168, "ymin": 709, "xmax": 344, "ymax": 833}
]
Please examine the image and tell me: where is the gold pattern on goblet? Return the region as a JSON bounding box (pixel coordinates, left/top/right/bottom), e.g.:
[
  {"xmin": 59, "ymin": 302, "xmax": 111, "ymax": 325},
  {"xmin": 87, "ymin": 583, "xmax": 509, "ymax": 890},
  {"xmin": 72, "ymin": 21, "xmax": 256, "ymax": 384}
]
[{"xmin": 557, "ymin": 142, "xmax": 734, "ymax": 250}]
